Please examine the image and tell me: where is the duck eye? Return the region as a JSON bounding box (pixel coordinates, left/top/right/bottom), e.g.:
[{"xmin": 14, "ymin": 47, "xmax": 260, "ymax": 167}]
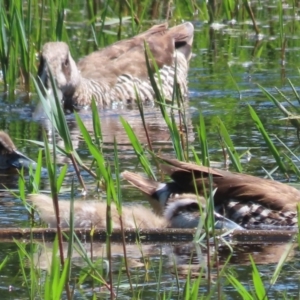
[
  {"xmin": 187, "ymin": 203, "xmax": 199, "ymax": 212},
  {"xmin": 62, "ymin": 57, "xmax": 71, "ymax": 78}
]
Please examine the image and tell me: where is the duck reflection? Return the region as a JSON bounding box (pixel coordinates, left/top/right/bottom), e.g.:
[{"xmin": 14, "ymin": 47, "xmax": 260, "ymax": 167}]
[
  {"xmin": 33, "ymin": 104, "xmax": 194, "ymax": 165},
  {"xmin": 170, "ymin": 241, "xmax": 296, "ymax": 278},
  {"xmin": 32, "ymin": 239, "xmax": 296, "ymax": 279}
]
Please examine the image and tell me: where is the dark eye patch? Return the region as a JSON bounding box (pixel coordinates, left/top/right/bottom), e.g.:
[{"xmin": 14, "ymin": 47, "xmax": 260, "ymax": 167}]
[
  {"xmin": 186, "ymin": 202, "xmax": 200, "ymax": 212},
  {"xmin": 62, "ymin": 56, "xmax": 71, "ymax": 80}
]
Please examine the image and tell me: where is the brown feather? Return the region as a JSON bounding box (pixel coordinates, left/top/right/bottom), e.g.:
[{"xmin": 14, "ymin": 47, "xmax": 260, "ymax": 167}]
[
  {"xmin": 0, "ymin": 131, "xmax": 16, "ymax": 154},
  {"xmin": 158, "ymin": 156, "xmax": 300, "ymax": 212},
  {"xmin": 122, "ymin": 157, "xmax": 300, "ymax": 228},
  {"xmin": 30, "ymin": 193, "xmax": 237, "ymax": 229},
  {"xmin": 29, "ymin": 194, "xmax": 168, "ymax": 229},
  {"xmin": 38, "ymin": 22, "xmax": 194, "ymax": 109}
]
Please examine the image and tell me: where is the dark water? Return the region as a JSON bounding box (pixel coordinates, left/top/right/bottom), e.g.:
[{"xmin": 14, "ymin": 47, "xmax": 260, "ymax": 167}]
[{"xmin": 1, "ymin": 2, "xmax": 300, "ymax": 298}]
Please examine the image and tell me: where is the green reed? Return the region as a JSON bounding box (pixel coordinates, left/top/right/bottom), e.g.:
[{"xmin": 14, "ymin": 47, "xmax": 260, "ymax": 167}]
[
  {"xmin": 0, "ymin": 1, "xmax": 22, "ymax": 94},
  {"xmin": 249, "ymin": 100, "xmax": 288, "ymax": 175},
  {"xmin": 0, "ymin": 0, "xmax": 66, "ymax": 95},
  {"xmin": 3, "ymin": 0, "xmax": 300, "ymax": 298},
  {"xmin": 1, "ymin": 0, "xmax": 299, "ymax": 101},
  {"xmin": 0, "ymin": 0, "xmax": 195, "ymax": 95},
  {"xmin": 118, "ymin": 62, "xmax": 298, "ymax": 299},
  {"xmin": 16, "ymin": 67, "xmax": 297, "ymax": 299},
  {"xmin": 216, "ymin": 117, "xmax": 243, "ymax": 172},
  {"xmin": 255, "ymin": 76, "xmax": 300, "ymax": 181},
  {"xmin": 24, "ymin": 50, "xmax": 222, "ymax": 299},
  {"xmin": 259, "ymin": 80, "xmax": 300, "ymax": 140},
  {"xmin": 25, "ymin": 85, "xmax": 115, "ymax": 297}
]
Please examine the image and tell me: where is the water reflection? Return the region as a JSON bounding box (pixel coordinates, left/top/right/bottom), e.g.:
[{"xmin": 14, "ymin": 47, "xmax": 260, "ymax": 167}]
[
  {"xmin": 34, "ymin": 239, "xmax": 295, "ymax": 269},
  {"xmin": 1, "ymin": 2, "xmax": 300, "ymax": 297},
  {"xmin": 33, "ymin": 103, "xmax": 194, "ymax": 165},
  {"xmin": 0, "ymin": 237, "xmax": 297, "ymax": 298},
  {"xmin": 32, "ymin": 239, "xmax": 297, "ymax": 279},
  {"xmin": 0, "ymin": 103, "xmax": 195, "ymax": 227}
]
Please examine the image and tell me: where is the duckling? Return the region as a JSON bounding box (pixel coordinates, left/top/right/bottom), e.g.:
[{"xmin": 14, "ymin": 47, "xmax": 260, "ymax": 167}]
[
  {"xmin": 28, "ymin": 194, "xmax": 243, "ymax": 230},
  {"xmin": 0, "ymin": 131, "xmax": 37, "ymax": 170},
  {"xmin": 123, "ymin": 157, "xmax": 300, "ymax": 228},
  {"xmin": 29, "ymin": 194, "xmax": 167, "ymax": 229},
  {"xmin": 38, "ymin": 22, "xmax": 194, "ymax": 110}
]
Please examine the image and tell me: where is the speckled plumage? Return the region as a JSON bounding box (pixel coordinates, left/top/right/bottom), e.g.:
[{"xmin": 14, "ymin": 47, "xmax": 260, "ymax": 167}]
[
  {"xmin": 123, "ymin": 157, "xmax": 300, "ymax": 229},
  {"xmin": 38, "ymin": 22, "xmax": 194, "ymax": 110}
]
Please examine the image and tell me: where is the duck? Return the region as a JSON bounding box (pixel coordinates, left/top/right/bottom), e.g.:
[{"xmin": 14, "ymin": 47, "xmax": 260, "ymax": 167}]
[
  {"xmin": 28, "ymin": 193, "xmax": 243, "ymax": 230},
  {"xmin": 0, "ymin": 131, "xmax": 37, "ymax": 170},
  {"xmin": 122, "ymin": 157, "xmax": 300, "ymax": 229},
  {"xmin": 38, "ymin": 22, "xmax": 194, "ymax": 111}
]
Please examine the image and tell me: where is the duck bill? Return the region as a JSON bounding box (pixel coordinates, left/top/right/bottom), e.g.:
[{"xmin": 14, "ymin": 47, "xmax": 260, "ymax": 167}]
[{"xmin": 7, "ymin": 151, "xmax": 37, "ymax": 170}]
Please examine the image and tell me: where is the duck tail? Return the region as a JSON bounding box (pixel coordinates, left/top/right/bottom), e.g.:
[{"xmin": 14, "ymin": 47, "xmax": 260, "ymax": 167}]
[
  {"xmin": 123, "ymin": 171, "xmax": 171, "ymax": 214},
  {"xmin": 122, "ymin": 171, "xmax": 184, "ymax": 215},
  {"xmin": 122, "ymin": 171, "xmax": 160, "ymax": 196}
]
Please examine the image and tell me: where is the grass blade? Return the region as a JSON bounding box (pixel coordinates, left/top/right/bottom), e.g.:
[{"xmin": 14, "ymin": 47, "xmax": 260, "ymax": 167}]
[{"xmin": 248, "ymin": 105, "xmax": 287, "ymax": 175}]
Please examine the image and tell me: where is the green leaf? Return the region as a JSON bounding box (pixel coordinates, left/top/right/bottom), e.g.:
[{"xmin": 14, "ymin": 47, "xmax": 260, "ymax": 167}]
[
  {"xmin": 248, "ymin": 105, "xmax": 286, "ymax": 174},
  {"xmin": 249, "ymin": 255, "xmax": 267, "ymax": 300},
  {"xmin": 216, "ymin": 117, "xmax": 242, "ymax": 172}
]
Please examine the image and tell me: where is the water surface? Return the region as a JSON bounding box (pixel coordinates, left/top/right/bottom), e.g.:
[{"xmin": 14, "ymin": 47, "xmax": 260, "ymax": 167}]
[{"xmin": 1, "ymin": 1, "xmax": 300, "ymax": 298}]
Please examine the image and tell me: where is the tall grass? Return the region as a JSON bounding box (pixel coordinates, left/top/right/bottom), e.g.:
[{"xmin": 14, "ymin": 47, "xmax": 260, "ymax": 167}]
[
  {"xmin": 0, "ymin": 0, "xmax": 298, "ymax": 99},
  {"xmin": 25, "ymin": 54, "xmax": 297, "ymax": 300},
  {"xmin": 1, "ymin": 0, "xmax": 300, "ymax": 299}
]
